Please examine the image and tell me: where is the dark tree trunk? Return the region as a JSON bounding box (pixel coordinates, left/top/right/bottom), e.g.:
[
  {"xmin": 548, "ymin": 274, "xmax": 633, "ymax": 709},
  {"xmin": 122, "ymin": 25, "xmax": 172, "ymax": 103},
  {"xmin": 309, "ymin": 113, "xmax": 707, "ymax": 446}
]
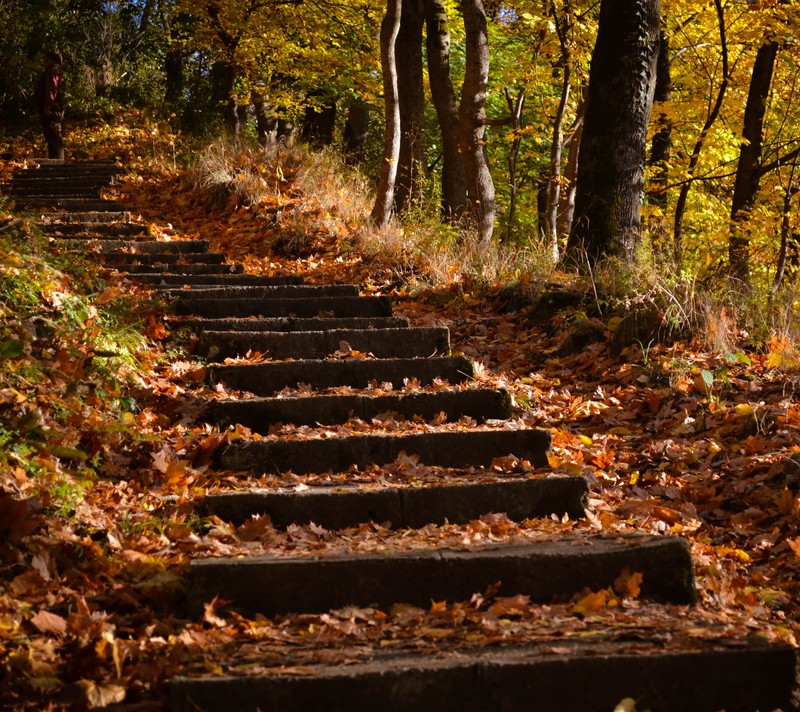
[
  {"xmin": 301, "ymin": 95, "xmax": 337, "ymax": 147},
  {"xmin": 212, "ymin": 61, "xmax": 242, "ymax": 142},
  {"xmin": 342, "ymin": 102, "xmax": 370, "ymax": 163},
  {"xmin": 558, "ymin": 84, "xmax": 587, "ymax": 241},
  {"xmin": 252, "ymin": 93, "xmax": 276, "ymax": 148},
  {"xmin": 729, "ymin": 40, "xmax": 779, "ymax": 286},
  {"xmin": 567, "ymin": 0, "xmax": 661, "ymax": 265},
  {"xmin": 370, "ymin": 0, "xmax": 403, "ymax": 228},
  {"xmin": 648, "ymin": 30, "xmax": 672, "ymax": 211},
  {"xmin": 424, "ymin": 0, "xmax": 467, "ymax": 220},
  {"xmin": 164, "ymin": 49, "xmax": 184, "ymax": 105},
  {"xmin": 395, "ymin": 0, "xmax": 426, "ymax": 213},
  {"xmin": 459, "ymin": 0, "xmax": 495, "ymax": 243}
]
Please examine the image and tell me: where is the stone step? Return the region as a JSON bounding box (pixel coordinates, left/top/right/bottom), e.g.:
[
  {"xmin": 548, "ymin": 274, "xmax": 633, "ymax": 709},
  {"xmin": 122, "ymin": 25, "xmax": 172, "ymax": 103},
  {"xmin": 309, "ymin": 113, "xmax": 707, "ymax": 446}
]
[
  {"xmin": 7, "ymin": 185, "xmax": 102, "ymax": 197},
  {"xmin": 102, "ymin": 251, "xmax": 227, "ymax": 266},
  {"xmin": 197, "ymin": 326, "xmax": 450, "ymax": 360},
  {"xmin": 59, "ymin": 238, "xmax": 208, "ymax": 253},
  {"xmin": 37, "ymin": 213, "xmax": 138, "ymax": 229},
  {"xmin": 14, "ymin": 165, "xmax": 120, "ymax": 179},
  {"xmin": 131, "ymin": 272, "xmax": 304, "ymax": 285},
  {"xmin": 174, "ymin": 315, "xmax": 406, "ymax": 333},
  {"xmin": 209, "ymin": 356, "xmax": 474, "ymax": 394},
  {"xmin": 203, "ymin": 476, "xmax": 588, "ymax": 528},
  {"xmin": 161, "ymin": 284, "xmax": 360, "ymax": 299},
  {"xmin": 174, "ymin": 295, "xmax": 393, "ymax": 319},
  {"xmin": 20, "ymin": 198, "xmax": 125, "ymax": 211},
  {"xmin": 122, "ymin": 264, "xmax": 246, "ymax": 276},
  {"xmin": 219, "ymin": 428, "xmax": 552, "ymax": 475},
  {"xmin": 185, "ymin": 535, "xmax": 696, "ymax": 618},
  {"xmin": 209, "ymin": 387, "xmax": 511, "ymax": 429},
  {"xmin": 38, "ymin": 211, "xmax": 131, "ymax": 223},
  {"xmin": 169, "ymin": 640, "xmax": 796, "ymax": 712}
]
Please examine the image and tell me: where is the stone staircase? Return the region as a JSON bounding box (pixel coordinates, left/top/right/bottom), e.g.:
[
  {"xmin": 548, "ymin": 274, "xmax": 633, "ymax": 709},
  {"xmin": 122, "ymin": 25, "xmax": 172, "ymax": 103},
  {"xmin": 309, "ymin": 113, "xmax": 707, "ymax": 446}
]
[{"xmin": 6, "ymin": 161, "xmax": 796, "ymax": 711}]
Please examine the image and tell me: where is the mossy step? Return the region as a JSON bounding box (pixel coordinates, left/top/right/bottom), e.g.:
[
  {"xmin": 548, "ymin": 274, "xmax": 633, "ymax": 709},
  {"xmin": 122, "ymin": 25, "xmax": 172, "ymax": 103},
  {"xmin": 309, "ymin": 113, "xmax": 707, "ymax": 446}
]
[
  {"xmin": 185, "ymin": 535, "xmax": 695, "ymax": 619},
  {"xmin": 209, "ymin": 355, "xmax": 474, "ymax": 394},
  {"xmin": 197, "ymin": 326, "xmax": 450, "ymax": 360},
  {"xmin": 203, "ymin": 476, "xmax": 587, "ymax": 528},
  {"xmin": 218, "ymin": 428, "xmax": 552, "ymax": 475},
  {"xmin": 169, "ymin": 639, "xmax": 795, "ymax": 712},
  {"xmin": 175, "ymin": 295, "xmax": 393, "ymax": 319},
  {"xmin": 209, "ymin": 387, "xmax": 510, "ymax": 429}
]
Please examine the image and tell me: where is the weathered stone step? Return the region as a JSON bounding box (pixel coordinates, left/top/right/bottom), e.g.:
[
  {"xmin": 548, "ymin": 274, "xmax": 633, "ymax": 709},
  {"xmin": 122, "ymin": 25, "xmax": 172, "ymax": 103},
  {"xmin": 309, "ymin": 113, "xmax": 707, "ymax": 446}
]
[
  {"xmin": 169, "ymin": 639, "xmax": 796, "ymax": 712},
  {"xmin": 198, "ymin": 326, "xmax": 450, "ymax": 360},
  {"xmin": 39, "ymin": 211, "xmax": 131, "ymax": 223},
  {"xmin": 162, "ymin": 284, "xmax": 360, "ymax": 299},
  {"xmin": 20, "ymin": 198, "xmax": 125, "ymax": 211},
  {"xmin": 122, "ymin": 264, "xmax": 245, "ymax": 276},
  {"xmin": 38, "ymin": 222, "xmax": 146, "ymax": 236},
  {"xmin": 175, "ymin": 315, "xmax": 405, "ymax": 333},
  {"xmin": 60, "ymin": 238, "xmax": 208, "ymax": 253},
  {"xmin": 7, "ymin": 185, "xmax": 102, "ymax": 197},
  {"xmin": 185, "ymin": 536, "xmax": 695, "ymax": 618},
  {"xmin": 175, "ymin": 295, "xmax": 393, "ymax": 319},
  {"xmin": 14, "ymin": 165, "xmax": 120, "ymax": 179},
  {"xmin": 219, "ymin": 428, "xmax": 552, "ymax": 475},
  {"xmin": 209, "ymin": 356, "xmax": 474, "ymax": 394},
  {"xmin": 209, "ymin": 387, "xmax": 510, "ymax": 429},
  {"xmin": 204, "ymin": 476, "xmax": 587, "ymax": 528},
  {"xmin": 102, "ymin": 251, "xmax": 226, "ymax": 266},
  {"xmin": 131, "ymin": 272, "xmax": 303, "ymax": 285}
]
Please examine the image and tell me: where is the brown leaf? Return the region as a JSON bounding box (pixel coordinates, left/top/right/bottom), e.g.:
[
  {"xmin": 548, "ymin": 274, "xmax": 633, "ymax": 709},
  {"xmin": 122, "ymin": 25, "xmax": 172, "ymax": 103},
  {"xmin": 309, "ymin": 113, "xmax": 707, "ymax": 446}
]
[
  {"xmin": 30, "ymin": 609, "xmax": 68, "ymax": 636},
  {"xmin": 75, "ymin": 679, "xmax": 126, "ymax": 708}
]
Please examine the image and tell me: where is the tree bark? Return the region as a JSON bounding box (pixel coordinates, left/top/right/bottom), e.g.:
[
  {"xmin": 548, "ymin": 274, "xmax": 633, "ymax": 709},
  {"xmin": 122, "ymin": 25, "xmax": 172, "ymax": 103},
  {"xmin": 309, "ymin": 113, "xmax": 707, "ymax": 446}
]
[
  {"xmin": 459, "ymin": 0, "xmax": 495, "ymax": 243},
  {"xmin": 342, "ymin": 102, "xmax": 370, "ymax": 163},
  {"xmin": 557, "ymin": 84, "xmax": 587, "ymax": 241},
  {"xmin": 424, "ymin": 0, "xmax": 467, "ymax": 221},
  {"xmin": 729, "ymin": 40, "xmax": 779, "ymax": 286},
  {"xmin": 301, "ymin": 94, "xmax": 337, "ymax": 147},
  {"xmin": 370, "ymin": 0, "xmax": 403, "ymax": 228},
  {"xmin": 395, "ymin": 0, "xmax": 426, "ymax": 213},
  {"xmin": 567, "ymin": 0, "xmax": 661, "ymax": 265}
]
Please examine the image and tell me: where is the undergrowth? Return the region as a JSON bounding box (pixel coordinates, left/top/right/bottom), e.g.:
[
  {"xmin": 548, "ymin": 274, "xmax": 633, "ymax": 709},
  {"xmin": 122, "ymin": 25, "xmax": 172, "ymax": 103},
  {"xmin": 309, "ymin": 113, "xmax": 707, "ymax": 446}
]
[{"xmin": 0, "ymin": 222, "xmax": 164, "ymax": 513}]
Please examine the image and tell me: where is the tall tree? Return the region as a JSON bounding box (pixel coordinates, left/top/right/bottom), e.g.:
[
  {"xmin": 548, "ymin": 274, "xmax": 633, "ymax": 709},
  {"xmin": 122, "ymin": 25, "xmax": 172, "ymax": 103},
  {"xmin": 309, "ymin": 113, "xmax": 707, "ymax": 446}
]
[
  {"xmin": 370, "ymin": 0, "xmax": 403, "ymax": 228},
  {"xmin": 729, "ymin": 40, "xmax": 779, "ymax": 286},
  {"xmin": 460, "ymin": 0, "xmax": 495, "ymax": 243},
  {"xmin": 567, "ymin": 0, "xmax": 661, "ymax": 264},
  {"xmin": 395, "ymin": 0, "xmax": 426, "ymax": 213},
  {"xmin": 424, "ymin": 0, "xmax": 466, "ymax": 220}
]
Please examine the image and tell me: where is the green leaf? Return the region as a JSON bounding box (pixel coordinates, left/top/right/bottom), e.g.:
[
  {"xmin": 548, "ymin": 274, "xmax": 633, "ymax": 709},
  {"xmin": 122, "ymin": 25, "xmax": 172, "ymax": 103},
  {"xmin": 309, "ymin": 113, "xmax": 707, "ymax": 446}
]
[
  {"xmin": 701, "ymin": 369, "xmax": 714, "ymax": 389},
  {"xmin": 0, "ymin": 339, "xmax": 25, "ymax": 359}
]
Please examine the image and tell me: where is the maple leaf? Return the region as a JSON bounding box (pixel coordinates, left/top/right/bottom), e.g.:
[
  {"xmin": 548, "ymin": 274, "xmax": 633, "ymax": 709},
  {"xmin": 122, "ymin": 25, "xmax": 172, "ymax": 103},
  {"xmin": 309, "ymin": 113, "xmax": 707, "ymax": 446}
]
[{"xmin": 613, "ymin": 567, "xmax": 644, "ymax": 599}]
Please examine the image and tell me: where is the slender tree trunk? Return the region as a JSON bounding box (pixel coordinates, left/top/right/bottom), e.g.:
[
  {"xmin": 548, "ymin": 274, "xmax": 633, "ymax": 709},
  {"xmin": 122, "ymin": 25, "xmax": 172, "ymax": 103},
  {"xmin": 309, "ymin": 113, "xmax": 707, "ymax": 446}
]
[
  {"xmin": 395, "ymin": 0, "xmax": 426, "ymax": 213},
  {"xmin": 647, "ymin": 30, "xmax": 672, "ymax": 255},
  {"xmin": 370, "ymin": 0, "xmax": 403, "ymax": 228},
  {"xmin": 729, "ymin": 40, "xmax": 779, "ymax": 286},
  {"xmin": 252, "ymin": 93, "xmax": 276, "ymax": 148},
  {"xmin": 164, "ymin": 49, "xmax": 184, "ymax": 106},
  {"xmin": 567, "ymin": 0, "xmax": 661, "ymax": 265},
  {"xmin": 504, "ymin": 86, "xmax": 525, "ymax": 243},
  {"xmin": 673, "ymin": 0, "xmax": 728, "ymax": 263},
  {"xmin": 459, "ymin": 0, "xmax": 495, "ymax": 243},
  {"xmin": 424, "ymin": 0, "xmax": 467, "ymax": 220},
  {"xmin": 558, "ymin": 85, "xmax": 587, "ymax": 240},
  {"xmin": 546, "ymin": 64, "xmax": 571, "ymax": 262},
  {"xmin": 773, "ymin": 163, "xmax": 799, "ymax": 292}
]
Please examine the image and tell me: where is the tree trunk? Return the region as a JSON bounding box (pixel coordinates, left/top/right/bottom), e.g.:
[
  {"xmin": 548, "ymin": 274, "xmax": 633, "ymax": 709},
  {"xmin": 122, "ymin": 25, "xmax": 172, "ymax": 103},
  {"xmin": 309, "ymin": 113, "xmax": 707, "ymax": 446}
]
[
  {"xmin": 424, "ymin": 0, "xmax": 467, "ymax": 221},
  {"xmin": 729, "ymin": 40, "xmax": 779, "ymax": 286},
  {"xmin": 567, "ymin": 0, "xmax": 661, "ymax": 265},
  {"xmin": 164, "ymin": 49, "xmax": 184, "ymax": 106},
  {"xmin": 301, "ymin": 94, "xmax": 337, "ymax": 147},
  {"xmin": 370, "ymin": 0, "xmax": 403, "ymax": 228},
  {"xmin": 557, "ymin": 84, "xmax": 587, "ymax": 240},
  {"xmin": 672, "ymin": 0, "xmax": 728, "ymax": 264},
  {"xmin": 459, "ymin": 0, "xmax": 495, "ymax": 243},
  {"xmin": 546, "ymin": 63, "xmax": 571, "ymax": 262},
  {"xmin": 503, "ymin": 86, "xmax": 525, "ymax": 243},
  {"xmin": 395, "ymin": 0, "xmax": 426, "ymax": 213},
  {"xmin": 647, "ymin": 30, "xmax": 672, "ymax": 255},
  {"xmin": 342, "ymin": 102, "xmax": 370, "ymax": 163}
]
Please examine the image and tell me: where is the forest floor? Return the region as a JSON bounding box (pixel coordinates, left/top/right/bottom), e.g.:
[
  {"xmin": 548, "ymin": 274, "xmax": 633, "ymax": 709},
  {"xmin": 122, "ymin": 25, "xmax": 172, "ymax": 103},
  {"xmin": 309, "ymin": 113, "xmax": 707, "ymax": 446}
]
[{"xmin": 2, "ymin": 119, "xmax": 800, "ymax": 709}]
